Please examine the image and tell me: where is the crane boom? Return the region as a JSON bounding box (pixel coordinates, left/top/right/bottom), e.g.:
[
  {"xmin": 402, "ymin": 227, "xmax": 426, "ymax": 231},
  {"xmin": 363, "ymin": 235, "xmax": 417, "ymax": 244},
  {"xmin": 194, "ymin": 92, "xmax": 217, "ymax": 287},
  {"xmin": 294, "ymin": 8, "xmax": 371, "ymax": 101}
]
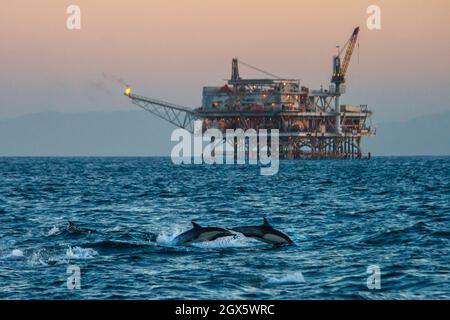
[
  {"xmin": 331, "ymin": 26, "xmax": 360, "ymax": 86},
  {"xmin": 340, "ymin": 27, "xmax": 359, "ymax": 78}
]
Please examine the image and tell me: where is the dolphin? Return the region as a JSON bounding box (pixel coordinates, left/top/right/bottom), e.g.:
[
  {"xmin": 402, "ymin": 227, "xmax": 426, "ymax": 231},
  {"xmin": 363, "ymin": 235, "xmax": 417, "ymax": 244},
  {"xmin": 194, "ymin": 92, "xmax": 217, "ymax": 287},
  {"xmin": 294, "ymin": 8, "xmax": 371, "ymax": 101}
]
[
  {"xmin": 230, "ymin": 218, "xmax": 293, "ymax": 246},
  {"xmin": 174, "ymin": 222, "xmax": 234, "ymax": 246},
  {"xmin": 66, "ymin": 221, "xmax": 96, "ymax": 234}
]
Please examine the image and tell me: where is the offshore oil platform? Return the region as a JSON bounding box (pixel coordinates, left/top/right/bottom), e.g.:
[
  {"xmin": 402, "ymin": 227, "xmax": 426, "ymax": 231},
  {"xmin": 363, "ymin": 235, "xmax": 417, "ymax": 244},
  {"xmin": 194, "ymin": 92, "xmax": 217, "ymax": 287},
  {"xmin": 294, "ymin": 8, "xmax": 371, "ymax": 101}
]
[{"xmin": 125, "ymin": 27, "xmax": 374, "ymax": 159}]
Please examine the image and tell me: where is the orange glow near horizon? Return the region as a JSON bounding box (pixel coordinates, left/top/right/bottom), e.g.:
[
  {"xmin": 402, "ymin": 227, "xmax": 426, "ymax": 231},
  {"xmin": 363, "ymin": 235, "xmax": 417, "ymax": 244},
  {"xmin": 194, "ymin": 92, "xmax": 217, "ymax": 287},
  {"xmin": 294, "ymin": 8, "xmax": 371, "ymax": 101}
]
[{"xmin": 0, "ymin": 0, "xmax": 449, "ymax": 121}]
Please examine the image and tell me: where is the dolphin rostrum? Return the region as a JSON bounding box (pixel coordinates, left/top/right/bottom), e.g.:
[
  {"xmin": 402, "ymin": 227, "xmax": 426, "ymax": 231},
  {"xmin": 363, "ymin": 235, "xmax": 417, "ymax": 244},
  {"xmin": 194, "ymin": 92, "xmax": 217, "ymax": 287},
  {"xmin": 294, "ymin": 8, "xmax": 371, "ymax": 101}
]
[
  {"xmin": 174, "ymin": 222, "xmax": 234, "ymax": 246},
  {"xmin": 231, "ymin": 218, "xmax": 293, "ymax": 246}
]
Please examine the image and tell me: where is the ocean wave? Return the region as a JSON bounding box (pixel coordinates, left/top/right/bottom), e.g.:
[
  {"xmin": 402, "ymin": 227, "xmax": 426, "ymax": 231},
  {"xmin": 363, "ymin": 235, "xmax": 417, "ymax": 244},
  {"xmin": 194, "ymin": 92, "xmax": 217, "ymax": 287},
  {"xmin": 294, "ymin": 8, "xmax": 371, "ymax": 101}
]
[
  {"xmin": 1, "ymin": 157, "xmax": 449, "ymax": 299},
  {"xmin": 155, "ymin": 228, "xmax": 257, "ymax": 248},
  {"xmin": 363, "ymin": 222, "xmax": 431, "ymax": 245},
  {"xmin": 28, "ymin": 248, "xmax": 50, "ymax": 266},
  {"xmin": 155, "ymin": 226, "xmax": 186, "ymax": 246},
  {"xmin": 431, "ymin": 230, "xmax": 450, "ymax": 239},
  {"xmin": 192, "ymin": 233, "xmax": 259, "ymax": 249},
  {"xmin": 85, "ymin": 240, "xmax": 149, "ymax": 250},
  {"xmin": 266, "ymin": 271, "xmax": 306, "ymax": 284},
  {"xmin": 66, "ymin": 246, "xmax": 98, "ymax": 259},
  {"xmin": 0, "ymin": 239, "xmax": 16, "ymax": 250},
  {"xmin": 191, "ymin": 233, "xmax": 256, "ymax": 249},
  {"xmin": 4, "ymin": 249, "xmax": 24, "ymax": 259},
  {"xmin": 3, "ymin": 246, "xmax": 99, "ymax": 266},
  {"xmin": 11, "ymin": 249, "xmax": 24, "ymax": 257},
  {"xmin": 47, "ymin": 226, "xmax": 60, "ymax": 236}
]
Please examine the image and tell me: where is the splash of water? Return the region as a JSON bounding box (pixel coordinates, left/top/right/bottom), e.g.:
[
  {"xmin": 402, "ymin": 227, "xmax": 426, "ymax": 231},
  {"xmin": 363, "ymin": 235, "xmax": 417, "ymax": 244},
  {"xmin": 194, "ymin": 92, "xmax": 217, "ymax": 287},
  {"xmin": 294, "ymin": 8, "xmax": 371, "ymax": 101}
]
[
  {"xmin": 66, "ymin": 246, "xmax": 98, "ymax": 259},
  {"xmin": 47, "ymin": 226, "xmax": 60, "ymax": 236}
]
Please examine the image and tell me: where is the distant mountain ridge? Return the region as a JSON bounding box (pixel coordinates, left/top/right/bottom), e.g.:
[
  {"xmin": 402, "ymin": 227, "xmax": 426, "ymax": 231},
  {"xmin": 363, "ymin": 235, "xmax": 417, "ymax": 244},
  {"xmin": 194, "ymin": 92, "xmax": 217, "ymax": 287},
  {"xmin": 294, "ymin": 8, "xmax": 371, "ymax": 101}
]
[
  {"xmin": 0, "ymin": 111, "xmax": 175, "ymax": 156},
  {"xmin": 366, "ymin": 110, "xmax": 450, "ymax": 156},
  {"xmin": 0, "ymin": 110, "xmax": 449, "ymax": 156}
]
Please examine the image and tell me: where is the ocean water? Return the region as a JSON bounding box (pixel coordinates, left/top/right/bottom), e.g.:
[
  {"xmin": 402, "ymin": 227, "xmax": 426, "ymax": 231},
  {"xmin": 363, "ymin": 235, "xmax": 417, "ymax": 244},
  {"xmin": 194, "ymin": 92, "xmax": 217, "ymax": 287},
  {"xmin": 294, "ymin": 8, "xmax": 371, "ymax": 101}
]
[{"xmin": 0, "ymin": 157, "xmax": 449, "ymax": 299}]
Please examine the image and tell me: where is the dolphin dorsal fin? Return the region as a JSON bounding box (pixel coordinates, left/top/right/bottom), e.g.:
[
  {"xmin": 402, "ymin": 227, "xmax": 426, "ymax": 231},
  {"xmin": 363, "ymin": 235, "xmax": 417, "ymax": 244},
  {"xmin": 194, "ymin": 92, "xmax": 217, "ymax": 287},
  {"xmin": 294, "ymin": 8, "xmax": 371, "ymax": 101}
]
[
  {"xmin": 191, "ymin": 221, "xmax": 202, "ymax": 229},
  {"xmin": 262, "ymin": 217, "xmax": 271, "ymax": 226}
]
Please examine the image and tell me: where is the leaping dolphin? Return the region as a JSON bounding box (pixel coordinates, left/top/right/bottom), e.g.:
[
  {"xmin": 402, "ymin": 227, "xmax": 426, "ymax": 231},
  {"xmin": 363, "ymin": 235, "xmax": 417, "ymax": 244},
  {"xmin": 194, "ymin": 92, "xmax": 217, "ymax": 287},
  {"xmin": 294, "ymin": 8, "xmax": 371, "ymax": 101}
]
[
  {"xmin": 174, "ymin": 222, "xmax": 234, "ymax": 246},
  {"xmin": 231, "ymin": 218, "xmax": 293, "ymax": 246}
]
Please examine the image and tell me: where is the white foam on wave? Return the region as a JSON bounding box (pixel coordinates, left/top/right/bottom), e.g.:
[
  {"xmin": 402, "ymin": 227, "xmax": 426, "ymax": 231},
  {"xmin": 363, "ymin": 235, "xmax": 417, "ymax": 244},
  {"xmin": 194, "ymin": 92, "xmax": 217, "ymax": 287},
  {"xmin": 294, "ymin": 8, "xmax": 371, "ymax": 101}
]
[
  {"xmin": 66, "ymin": 246, "xmax": 98, "ymax": 259},
  {"xmin": 155, "ymin": 227, "xmax": 257, "ymax": 248},
  {"xmin": 0, "ymin": 248, "xmax": 24, "ymax": 260},
  {"xmin": 267, "ymin": 271, "xmax": 306, "ymax": 284},
  {"xmin": 28, "ymin": 248, "xmax": 49, "ymax": 266},
  {"xmin": 47, "ymin": 226, "xmax": 60, "ymax": 236},
  {"xmin": 192, "ymin": 233, "xmax": 255, "ymax": 249},
  {"xmin": 11, "ymin": 249, "xmax": 24, "ymax": 257}
]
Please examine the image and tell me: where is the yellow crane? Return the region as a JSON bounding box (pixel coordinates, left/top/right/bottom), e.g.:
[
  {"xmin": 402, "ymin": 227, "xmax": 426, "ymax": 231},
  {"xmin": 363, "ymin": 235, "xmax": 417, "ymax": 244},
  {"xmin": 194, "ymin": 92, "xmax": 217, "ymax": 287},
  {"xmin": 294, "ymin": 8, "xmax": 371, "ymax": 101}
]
[{"xmin": 331, "ymin": 26, "xmax": 360, "ymax": 88}]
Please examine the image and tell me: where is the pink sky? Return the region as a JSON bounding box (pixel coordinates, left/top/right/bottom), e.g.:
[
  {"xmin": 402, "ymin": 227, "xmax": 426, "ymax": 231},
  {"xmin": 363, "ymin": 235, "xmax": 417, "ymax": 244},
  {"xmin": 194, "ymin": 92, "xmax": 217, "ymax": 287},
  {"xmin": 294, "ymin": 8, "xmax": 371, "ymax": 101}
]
[{"xmin": 1, "ymin": 0, "xmax": 449, "ymax": 122}]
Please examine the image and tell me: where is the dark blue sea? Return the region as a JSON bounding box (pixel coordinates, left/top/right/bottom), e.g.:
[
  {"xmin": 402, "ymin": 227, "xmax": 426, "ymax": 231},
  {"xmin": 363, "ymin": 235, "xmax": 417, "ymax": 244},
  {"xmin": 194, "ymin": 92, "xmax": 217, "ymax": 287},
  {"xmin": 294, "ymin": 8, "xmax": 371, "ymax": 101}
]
[{"xmin": 0, "ymin": 157, "xmax": 449, "ymax": 299}]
